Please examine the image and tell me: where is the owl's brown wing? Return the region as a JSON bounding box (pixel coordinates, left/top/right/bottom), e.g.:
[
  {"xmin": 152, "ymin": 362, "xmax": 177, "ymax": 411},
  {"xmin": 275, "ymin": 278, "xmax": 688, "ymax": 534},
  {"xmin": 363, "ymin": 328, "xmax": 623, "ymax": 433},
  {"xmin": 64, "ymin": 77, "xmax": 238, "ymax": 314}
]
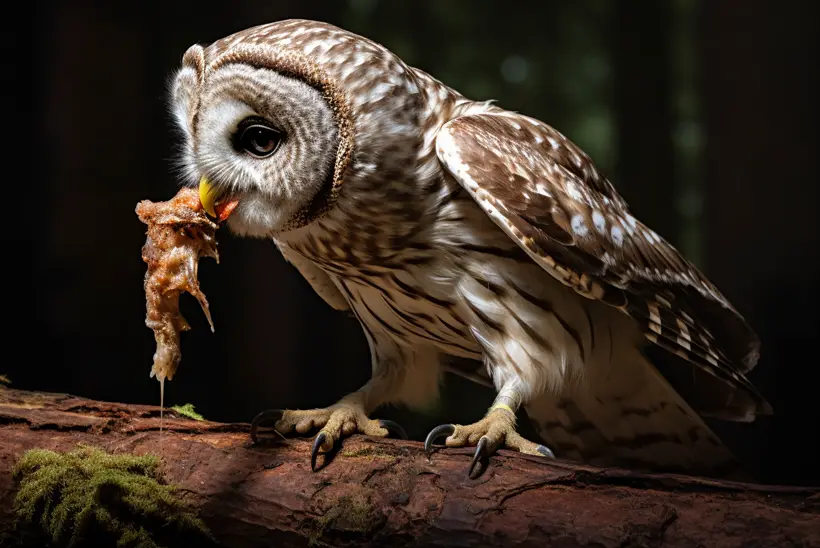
[{"xmin": 436, "ymin": 111, "xmax": 770, "ymax": 420}]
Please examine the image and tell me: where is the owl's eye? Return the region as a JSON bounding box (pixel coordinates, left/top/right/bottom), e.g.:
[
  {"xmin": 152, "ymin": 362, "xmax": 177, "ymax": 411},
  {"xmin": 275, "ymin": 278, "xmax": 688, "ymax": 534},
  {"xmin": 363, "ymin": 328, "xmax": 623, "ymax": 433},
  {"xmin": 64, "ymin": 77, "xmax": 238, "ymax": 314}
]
[{"xmin": 234, "ymin": 118, "xmax": 283, "ymax": 158}]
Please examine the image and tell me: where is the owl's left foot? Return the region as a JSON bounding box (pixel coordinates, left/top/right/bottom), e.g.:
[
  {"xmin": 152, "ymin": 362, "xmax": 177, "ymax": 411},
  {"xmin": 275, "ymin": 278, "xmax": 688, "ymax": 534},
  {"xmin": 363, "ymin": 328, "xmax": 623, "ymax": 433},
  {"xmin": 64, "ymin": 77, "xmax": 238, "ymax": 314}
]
[
  {"xmin": 250, "ymin": 406, "xmax": 407, "ymax": 471},
  {"xmin": 424, "ymin": 407, "xmax": 554, "ymax": 478}
]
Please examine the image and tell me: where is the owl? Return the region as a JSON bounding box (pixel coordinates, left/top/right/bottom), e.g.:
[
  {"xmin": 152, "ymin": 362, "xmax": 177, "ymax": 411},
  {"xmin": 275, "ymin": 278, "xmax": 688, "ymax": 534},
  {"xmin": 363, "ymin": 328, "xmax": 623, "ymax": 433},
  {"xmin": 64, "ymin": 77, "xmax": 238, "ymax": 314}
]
[{"xmin": 170, "ymin": 19, "xmax": 771, "ymax": 478}]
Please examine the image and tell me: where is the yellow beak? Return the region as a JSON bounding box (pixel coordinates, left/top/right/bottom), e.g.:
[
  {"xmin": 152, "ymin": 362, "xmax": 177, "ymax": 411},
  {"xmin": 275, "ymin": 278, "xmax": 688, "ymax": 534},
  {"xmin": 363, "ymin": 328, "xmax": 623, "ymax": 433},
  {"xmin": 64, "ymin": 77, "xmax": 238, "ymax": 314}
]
[{"xmin": 198, "ymin": 176, "xmax": 225, "ymax": 218}]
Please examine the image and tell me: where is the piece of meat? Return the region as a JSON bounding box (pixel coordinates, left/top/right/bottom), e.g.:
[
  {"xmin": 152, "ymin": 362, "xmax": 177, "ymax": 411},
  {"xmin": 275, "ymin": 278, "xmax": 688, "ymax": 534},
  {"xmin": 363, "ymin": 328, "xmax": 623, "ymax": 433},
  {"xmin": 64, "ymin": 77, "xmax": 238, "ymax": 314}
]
[{"xmin": 135, "ymin": 188, "xmax": 220, "ymax": 383}]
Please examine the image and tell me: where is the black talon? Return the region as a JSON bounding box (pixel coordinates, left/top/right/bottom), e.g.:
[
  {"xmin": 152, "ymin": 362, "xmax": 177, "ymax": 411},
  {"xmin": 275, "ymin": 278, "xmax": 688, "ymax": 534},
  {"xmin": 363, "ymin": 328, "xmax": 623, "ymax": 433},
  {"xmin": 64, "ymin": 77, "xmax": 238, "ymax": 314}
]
[
  {"xmin": 378, "ymin": 419, "xmax": 408, "ymax": 440},
  {"xmin": 311, "ymin": 432, "xmax": 328, "ymax": 472},
  {"xmin": 467, "ymin": 437, "xmax": 490, "ymax": 479},
  {"xmin": 424, "ymin": 424, "xmax": 455, "ymax": 457},
  {"xmin": 250, "ymin": 409, "xmax": 285, "ymax": 443},
  {"xmin": 536, "ymin": 444, "xmax": 555, "ymax": 459}
]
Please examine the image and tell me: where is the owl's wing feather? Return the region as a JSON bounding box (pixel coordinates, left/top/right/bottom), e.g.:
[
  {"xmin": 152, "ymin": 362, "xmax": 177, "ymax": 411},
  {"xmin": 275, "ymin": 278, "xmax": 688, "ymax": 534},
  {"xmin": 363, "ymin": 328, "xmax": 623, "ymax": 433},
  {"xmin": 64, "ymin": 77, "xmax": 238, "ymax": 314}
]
[{"xmin": 435, "ymin": 111, "xmax": 770, "ymax": 419}]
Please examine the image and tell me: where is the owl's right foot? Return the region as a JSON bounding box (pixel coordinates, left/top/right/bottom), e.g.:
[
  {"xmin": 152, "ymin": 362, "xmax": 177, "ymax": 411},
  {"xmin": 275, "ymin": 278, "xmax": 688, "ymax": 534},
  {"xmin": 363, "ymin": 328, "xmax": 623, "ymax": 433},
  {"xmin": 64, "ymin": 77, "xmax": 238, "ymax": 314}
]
[
  {"xmin": 250, "ymin": 405, "xmax": 407, "ymax": 471},
  {"xmin": 424, "ymin": 406, "xmax": 554, "ymax": 479}
]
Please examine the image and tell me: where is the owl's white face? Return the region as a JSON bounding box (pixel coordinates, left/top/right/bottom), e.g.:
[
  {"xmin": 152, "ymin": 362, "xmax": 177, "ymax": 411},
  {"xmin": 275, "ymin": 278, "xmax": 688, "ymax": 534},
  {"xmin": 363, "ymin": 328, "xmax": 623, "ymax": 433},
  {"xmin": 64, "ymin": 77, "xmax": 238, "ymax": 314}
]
[{"xmin": 171, "ymin": 61, "xmax": 339, "ymax": 237}]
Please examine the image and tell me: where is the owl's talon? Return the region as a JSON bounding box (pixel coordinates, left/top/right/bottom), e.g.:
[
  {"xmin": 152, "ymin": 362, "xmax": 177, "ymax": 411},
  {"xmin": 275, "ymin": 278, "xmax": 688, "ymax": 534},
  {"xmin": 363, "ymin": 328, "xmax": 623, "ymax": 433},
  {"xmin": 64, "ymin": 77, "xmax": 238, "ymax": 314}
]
[
  {"xmin": 424, "ymin": 424, "xmax": 456, "ymax": 457},
  {"xmin": 378, "ymin": 419, "xmax": 408, "ymax": 440},
  {"xmin": 468, "ymin": 437, "xmax": 490, "ymax": 479},
  {"xmin": 311, "ymin": 432, "xmax": 329, "ymax": 472},
  {"xmin": 423, "ymin": 409, "xmax": 551, "ymax": 477},
  {"xmin": 536, "ymin": 444, "xmax": 555, "ymax": 459},
  {"xmin": 250, "ymin": 408, "xmax": 285, "ymax": 443},
  {"xmin": 251, "ymin": 405, "xmax": 399, "ymax": 470}
]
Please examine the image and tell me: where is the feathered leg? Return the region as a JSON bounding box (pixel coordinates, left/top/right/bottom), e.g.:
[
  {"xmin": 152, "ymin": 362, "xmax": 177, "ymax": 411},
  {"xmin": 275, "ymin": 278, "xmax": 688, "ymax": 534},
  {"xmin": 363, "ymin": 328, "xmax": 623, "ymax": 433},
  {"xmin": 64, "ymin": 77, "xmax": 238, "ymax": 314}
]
[{"xmin": 424, "ymin": 261, "xmax": 590, "ymax": 477}]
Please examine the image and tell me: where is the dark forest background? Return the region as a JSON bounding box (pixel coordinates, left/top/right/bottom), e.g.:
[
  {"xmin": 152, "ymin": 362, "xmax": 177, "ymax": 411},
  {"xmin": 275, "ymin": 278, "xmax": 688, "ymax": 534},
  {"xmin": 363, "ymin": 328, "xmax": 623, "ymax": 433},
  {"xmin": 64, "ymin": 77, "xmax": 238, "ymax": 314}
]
[{"xmin": 6, "ymin": 1, "xmax": 819, "ymax": 486}]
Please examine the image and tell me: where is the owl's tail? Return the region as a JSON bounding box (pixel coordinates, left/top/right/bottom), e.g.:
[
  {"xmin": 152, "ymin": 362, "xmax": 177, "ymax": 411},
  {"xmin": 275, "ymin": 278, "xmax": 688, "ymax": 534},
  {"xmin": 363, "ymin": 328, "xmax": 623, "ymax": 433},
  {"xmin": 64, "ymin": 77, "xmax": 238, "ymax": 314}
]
[{"xmin": 523, "ymin": 344, "xmax": 744, "ymax": 479}]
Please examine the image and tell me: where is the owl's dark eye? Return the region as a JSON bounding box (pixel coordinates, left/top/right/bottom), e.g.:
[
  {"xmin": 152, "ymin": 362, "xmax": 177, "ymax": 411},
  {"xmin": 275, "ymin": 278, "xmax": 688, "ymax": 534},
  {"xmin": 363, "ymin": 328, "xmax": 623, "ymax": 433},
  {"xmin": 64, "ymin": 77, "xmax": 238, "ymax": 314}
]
[{"xmin": 234, "ymin": 118, "xmax": 283, "ymax": 158}]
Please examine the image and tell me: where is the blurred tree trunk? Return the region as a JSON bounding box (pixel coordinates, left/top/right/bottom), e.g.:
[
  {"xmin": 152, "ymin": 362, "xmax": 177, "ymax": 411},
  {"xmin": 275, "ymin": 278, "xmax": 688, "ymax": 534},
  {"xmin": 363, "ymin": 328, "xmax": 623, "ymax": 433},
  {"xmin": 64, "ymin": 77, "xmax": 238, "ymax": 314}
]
[
  {"xmin": 37, "ymin": 3, "xmax": 161, "ymax": 398},
  {"xmin": 10, "ymin": 0, "xmax": 42, "ymax": 383},
  {"xmin": 613, "ymin": 0, "xmax": 678, "ymax": 244},
  {"xmin": 700, "ymin": 0, "xmax": 820, "ymax": 486}
]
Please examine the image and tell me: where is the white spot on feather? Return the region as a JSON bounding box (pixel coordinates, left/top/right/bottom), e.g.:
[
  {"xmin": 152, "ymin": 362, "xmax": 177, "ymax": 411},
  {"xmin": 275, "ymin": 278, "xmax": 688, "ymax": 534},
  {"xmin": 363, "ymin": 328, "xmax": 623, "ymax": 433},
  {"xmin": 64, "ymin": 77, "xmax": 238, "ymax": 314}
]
[
  {"xmin": 621, "ymin": 217, "xmax": 636, "ymax": 235},
  {"xmin": 592, "ymin": 211, "xmax": 606, "ymax": 233},
  {"xmin": 654, "ymin": 293, "xmax": 671, "ymax": 307},
  {"xmin": 566, "ymin": 182, "xmax": 583, "ymax": 201},
  {"xmin": 534, "ymin": 182, "xmax": 551, "ymax": 197},
  {"xmin": 611, "ymin": 225, "xmax": 624, "ymax": 246},
  {"xmin": 676, "ymin": 319, "xmax": 692, "ymax": 348},
  {"xmin": 369, "ymin": 82, "xmax": 394, "ymax": 101},
  {"xmin": 648, "ymin": 301, "xmax": 662, "ymax": 331},
  {"xmin": 353, "ymin": 51, "xmax": 369, "ymax": 66},
  {"xmin": 570, "ymin": 214, "xmax": 588, "ymax": 237}
]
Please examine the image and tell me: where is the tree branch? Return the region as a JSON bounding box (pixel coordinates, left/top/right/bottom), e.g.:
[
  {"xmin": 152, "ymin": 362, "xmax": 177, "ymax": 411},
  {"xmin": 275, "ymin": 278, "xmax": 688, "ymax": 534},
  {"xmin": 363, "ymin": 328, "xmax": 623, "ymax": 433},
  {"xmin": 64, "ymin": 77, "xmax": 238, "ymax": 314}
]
[{"xmin": 1, "ymin": 387, "xmax": 817, "ymax": 547}]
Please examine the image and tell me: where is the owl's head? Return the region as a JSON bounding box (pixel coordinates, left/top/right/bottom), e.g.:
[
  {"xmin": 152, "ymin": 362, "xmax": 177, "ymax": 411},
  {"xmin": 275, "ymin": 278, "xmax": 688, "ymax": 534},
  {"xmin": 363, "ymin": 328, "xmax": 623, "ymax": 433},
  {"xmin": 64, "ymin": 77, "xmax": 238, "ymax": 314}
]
[{"xmin": 169, "ymin": 19, "xmax": 428, "ymax": 238}]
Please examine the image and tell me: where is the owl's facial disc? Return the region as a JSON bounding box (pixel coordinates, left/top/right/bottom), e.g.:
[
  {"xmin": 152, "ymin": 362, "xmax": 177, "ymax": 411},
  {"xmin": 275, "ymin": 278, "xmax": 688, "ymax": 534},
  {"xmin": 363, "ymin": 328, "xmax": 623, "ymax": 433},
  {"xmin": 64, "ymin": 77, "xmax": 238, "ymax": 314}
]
[
  {"xmin": 198, "ymin": 116, "xmax": 284, "ymax": 220},
  {"xmin": 186, "ymin": 65, "xmax": 339, "ymax": 237}
]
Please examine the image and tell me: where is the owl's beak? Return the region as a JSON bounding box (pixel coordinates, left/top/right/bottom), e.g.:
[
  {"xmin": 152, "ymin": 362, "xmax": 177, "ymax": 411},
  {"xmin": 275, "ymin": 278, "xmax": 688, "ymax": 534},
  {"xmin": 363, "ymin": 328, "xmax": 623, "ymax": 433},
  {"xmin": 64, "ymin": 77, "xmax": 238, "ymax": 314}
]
[
  {"xmin": 199, "ymin": 176, "xmax": 225, "ymax": 218},
  {"xmin": 199, "ymin": 176, "xmax": 240, "ymax": 221}
]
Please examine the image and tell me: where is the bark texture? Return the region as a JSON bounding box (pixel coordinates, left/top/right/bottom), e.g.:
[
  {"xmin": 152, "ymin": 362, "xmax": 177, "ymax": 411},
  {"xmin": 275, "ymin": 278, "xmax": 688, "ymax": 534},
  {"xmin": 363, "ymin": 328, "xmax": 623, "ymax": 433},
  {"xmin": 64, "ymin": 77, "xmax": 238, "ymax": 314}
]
[{"xmin": 1, "ymin": 387, "xmax": 818, "ymax": 547}]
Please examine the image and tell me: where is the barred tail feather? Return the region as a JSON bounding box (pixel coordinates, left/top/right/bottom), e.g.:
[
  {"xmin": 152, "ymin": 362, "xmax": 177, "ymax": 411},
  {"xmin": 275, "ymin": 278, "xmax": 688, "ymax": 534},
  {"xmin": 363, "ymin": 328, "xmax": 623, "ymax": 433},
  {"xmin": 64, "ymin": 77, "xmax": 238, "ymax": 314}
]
[{"xmin": 523, "ymin": 344, "xmax": 744, "ymax": 479}]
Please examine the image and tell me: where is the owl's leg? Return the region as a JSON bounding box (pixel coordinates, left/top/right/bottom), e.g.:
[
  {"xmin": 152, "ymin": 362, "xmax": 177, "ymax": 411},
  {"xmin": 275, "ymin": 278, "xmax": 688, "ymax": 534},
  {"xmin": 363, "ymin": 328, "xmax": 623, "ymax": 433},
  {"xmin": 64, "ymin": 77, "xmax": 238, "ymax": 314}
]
[
  {"xmin": 251, "ymin": 338, "xmax": 441, "ymax": 471},
  {"xmin": 425, "ymin": 379, "xmax": 555, "ymax": 478}
]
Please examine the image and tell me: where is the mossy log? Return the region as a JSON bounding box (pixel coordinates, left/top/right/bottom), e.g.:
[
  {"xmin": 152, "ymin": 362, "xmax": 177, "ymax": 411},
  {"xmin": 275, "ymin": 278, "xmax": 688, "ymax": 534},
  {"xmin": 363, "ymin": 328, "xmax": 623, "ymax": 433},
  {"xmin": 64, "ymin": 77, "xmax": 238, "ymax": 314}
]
[{"xmin": 1, "ymin": 387, "xmax": 818, "ymax": 547}]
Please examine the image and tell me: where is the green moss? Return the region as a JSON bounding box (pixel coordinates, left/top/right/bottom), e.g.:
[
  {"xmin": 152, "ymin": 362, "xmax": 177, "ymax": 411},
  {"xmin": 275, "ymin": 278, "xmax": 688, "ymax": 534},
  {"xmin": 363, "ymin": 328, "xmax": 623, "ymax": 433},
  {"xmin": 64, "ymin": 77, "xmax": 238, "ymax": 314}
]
[
  {"xmin": 169, "ymin": 404, "xmax": 205, "ymax": 421},
  {"xmin": 309, "ymin": 493, "xmax": 378, "ymax": 546},
  {"xmin": 12, "ymin": 445, "xmax": 211, "ymax": 547}
]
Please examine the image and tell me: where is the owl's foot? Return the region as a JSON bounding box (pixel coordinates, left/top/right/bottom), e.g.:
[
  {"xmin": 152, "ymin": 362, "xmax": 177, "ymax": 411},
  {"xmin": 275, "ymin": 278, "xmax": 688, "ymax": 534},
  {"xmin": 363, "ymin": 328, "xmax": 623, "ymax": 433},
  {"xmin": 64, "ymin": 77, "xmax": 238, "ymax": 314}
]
[
  {"xmin": 250, "ymin": 406, "xmax": 407, "ymax": 471},
  {"xmin": 424, "ymin": 406, "xmax": 554, "ymax": 479}
]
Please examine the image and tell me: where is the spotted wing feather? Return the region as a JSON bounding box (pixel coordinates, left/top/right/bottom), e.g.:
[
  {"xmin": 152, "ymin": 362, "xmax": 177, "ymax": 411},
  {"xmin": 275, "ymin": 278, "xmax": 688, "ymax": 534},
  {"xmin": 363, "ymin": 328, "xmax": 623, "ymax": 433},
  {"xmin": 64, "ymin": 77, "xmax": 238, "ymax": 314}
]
[{"xmin": 435, "ymin": 112, "xmax": 770, "ymax": 420}]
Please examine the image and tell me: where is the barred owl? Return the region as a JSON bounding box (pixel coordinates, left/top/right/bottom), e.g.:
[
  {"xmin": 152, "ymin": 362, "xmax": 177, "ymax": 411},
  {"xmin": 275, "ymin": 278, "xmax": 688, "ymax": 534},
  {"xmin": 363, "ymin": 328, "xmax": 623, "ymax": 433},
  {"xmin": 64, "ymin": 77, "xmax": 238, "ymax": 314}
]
[{"xmin": 170, "ymin": 19, "xmax": 770, "ymax": 478}]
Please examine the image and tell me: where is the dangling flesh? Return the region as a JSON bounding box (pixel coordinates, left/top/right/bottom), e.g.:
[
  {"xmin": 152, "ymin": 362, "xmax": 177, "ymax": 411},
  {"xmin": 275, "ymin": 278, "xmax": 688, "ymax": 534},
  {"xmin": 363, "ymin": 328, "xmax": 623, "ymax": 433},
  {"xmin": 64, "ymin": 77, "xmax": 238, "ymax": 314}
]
[{"xmin": 136, "ymin": 187, "xmax": 238, "ymax": 426}]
